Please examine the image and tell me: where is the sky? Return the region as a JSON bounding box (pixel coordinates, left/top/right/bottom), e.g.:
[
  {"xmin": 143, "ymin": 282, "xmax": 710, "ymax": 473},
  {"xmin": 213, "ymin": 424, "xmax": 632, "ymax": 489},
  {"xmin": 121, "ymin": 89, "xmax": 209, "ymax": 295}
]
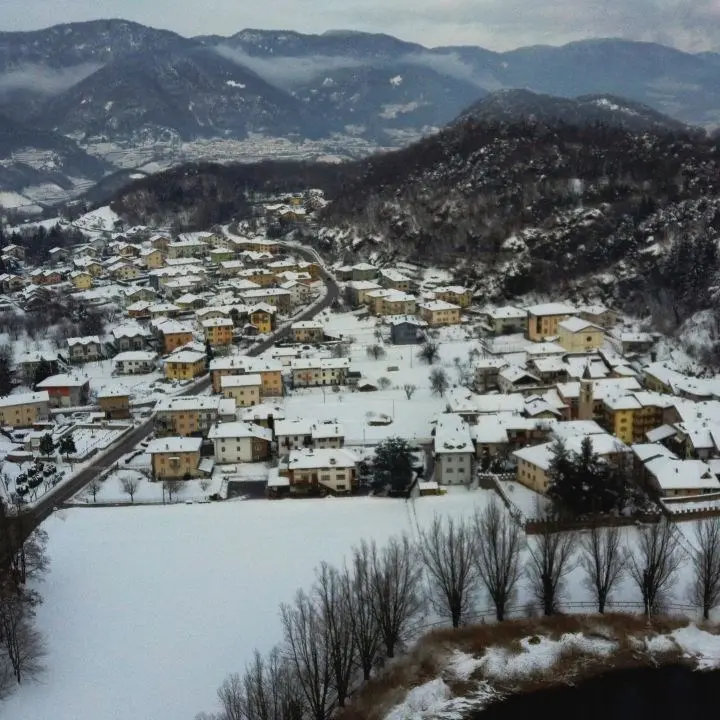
[{"xmin": 3, "ymin": 0, "xmax": 720, "ymax": 52}]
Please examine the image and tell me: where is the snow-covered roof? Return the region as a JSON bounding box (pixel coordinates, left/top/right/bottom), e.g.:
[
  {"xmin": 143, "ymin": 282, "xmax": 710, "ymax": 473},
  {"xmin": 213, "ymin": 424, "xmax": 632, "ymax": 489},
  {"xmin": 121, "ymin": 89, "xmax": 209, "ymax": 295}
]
[
  {"xmin": 347, "ymin": 280, "xmax": 381, "ymax": 290},
  {"xmin": 240, "ymin": 403, "xmax": 286, "ymax": 422},
  {"xmin": 155, "ymin": 396, "xmax": 233, "ymax": 413},
  {"xmin": 275, "ymin": 418, "xmax": 314, "ymax": 437},
  {"xmin": 499, "ymin": 365, "xmax": 541, "ymax": 385},
  {"xmin": 112, "ymin": 324, "xmax": 151, "ymax": 340},
  {"xmin": 434, "ymin": 414, "xmax": 473, "ymax": 455},
  {"xmin": 418, "ymin": 300, "xmax": 460, "ymax": 312},
  {"xmin": 290, "ymin": 358, "xmax": 350, "ymax": 371},
  {"xmin": 291, "ymin": 321, "xmax": 323, "ymax": 330},
  {"xmin": 387, "ymin": 315, "xmax": 428, "ymax": 327},
  {"xmin": 0, "ymin": 391, "xmax": 49, "ymax": 408},
  {"xmin": 67, "ymin": 335, "xmax": 101, "ymax": 346},
  {"xmin": 525, "ymin": 302, "xmax": 575, "ymax": 316},
  {"xmin": 558, "ymin": 316, "xmax": 603, "ymax": 334},
  {"xmin": 646, "ymin": 424, "xmax": 678, "ymax": 442},
  {"xmin": 435, "ymin": 285, "xmax": 469, "ymax": 294},
  {"xmin": 208, "ymin": 422, "xmax": 272, "ymax": 441},
  {"xmin": 202, "ymin": 318, "xmax": 234, "ymax": 328},
  {"xmin": 147, "ymin": 437, "xmax": 202, "ymax": 454},
  {"xmin": 209, "ymin": 356, "xmax": 282, "ymax": 373},
  {"xmin": 114, "ymin": 351, "xmax": 157, "ymax": 362},
  {"xmin": 645, "ymin": 457, "xmax": 719, "ymax": 492},
  {"xmin": 551, "ymin": 420, "xmax": 606, "ymax": 439},
  {"xmin": 163, "ymin": 350, "xmax": 206, "ymax": 364},
  {"xmin": 556, "ymin": 377, "xmax": 642, "ymax": 400},
  {"xmin": 631, "ymin": 443, "xmax": 678, "ymax": 463},
  {"xmin": 311, "ymin": 423, "xmax": 344, "ymax": 439},
  {"xmin": 220, "ymin": 374, "xmax": 263, "ymax": 388},
  {"xmin": 514, "ymin": 431, "xmax": 628, "ymax": 470},
  {"xmin": 524, "ymin": 342, "xmax": 566, "ymax": 357},
  {"xmin": 578, "ymin": 304, "xmax": 610, "ymax": 317},
  {"xmin": 153, "ymin": 319, "xmax": 194, "ymax": 335},
  {"xmin": 288, "ymin": 448, "xmax": 357, "ymax": 470},
  {"xmin": 37, "ymin": 374, "xmax": 89, "ymax": 389}
]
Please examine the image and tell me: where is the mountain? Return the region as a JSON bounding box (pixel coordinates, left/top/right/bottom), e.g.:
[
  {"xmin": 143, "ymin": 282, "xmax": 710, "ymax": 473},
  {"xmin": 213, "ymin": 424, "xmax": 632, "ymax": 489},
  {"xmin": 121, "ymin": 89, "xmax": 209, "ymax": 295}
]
[
  {"xmin": 456, "ymin": 90, "xmax": 693, "ymax": 134},
  {"xmin": 34, "ymin": 46, "xmax": 323, "ymax": 142},
  {"xmin": 0, "ymin": 113, "xmax": 109, "ymax": 206}
]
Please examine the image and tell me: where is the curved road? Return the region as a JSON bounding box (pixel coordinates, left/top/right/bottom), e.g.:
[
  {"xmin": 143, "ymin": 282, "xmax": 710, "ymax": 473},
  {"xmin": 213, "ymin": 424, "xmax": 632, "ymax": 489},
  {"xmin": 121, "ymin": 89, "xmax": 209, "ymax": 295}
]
[{"xmin": 24, "ymin": 241, "xmax": 338, "ymax": 531}]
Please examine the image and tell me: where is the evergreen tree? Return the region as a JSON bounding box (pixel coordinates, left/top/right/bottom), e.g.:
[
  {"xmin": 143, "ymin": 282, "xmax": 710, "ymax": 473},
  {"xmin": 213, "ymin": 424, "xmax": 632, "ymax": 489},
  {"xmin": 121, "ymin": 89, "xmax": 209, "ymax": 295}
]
[
  {"xmin": 205, "ymin": 340, "xmax": 214, "ymax": 362},
  {"xmin": 546, "ymin": 438, "xmax": 580, "ymax": 515},
  {"xmin": 38, "ymin": 434, "xmax": 55, "ymax": 457},
  {"xmin": 0, "ymin": 344, "xmax": 13, "ymax": 396},
  {"xmin": 372, "ymin": 437, "xmax": 415, "ymax": 496},
  {"xmin": 58, "ymin": 435, "xmax": 77, "ymax": 461},
  {"xmin": 33, "ymin": 358, "xmax": 54, "ymax": 388}
]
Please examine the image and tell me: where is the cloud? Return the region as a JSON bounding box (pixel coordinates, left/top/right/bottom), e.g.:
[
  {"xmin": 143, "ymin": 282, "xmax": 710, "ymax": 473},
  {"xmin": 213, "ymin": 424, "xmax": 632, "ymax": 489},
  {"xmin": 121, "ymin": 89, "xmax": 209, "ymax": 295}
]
[
  {"xmin": 214, "ymin": 46, "xmax": 366, "ymax": 88},
  {"xmin": 0, "ymin": 63, "xmax": 102, "ymax": 94}
]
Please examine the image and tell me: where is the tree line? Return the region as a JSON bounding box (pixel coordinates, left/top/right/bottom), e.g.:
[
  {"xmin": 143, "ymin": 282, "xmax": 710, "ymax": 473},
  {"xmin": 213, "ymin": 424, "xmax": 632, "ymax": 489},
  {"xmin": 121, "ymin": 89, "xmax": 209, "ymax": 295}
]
[{"xmin": 197, "ymin": 505, "xmax": 720, "ymax": 720}]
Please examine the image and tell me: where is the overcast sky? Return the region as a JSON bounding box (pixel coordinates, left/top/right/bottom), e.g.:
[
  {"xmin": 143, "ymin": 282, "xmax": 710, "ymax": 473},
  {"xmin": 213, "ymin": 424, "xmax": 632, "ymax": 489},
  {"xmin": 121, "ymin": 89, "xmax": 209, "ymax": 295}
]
[{"xmin": 3, "ymin": 0, "xmax": 720, "ymax": 52}]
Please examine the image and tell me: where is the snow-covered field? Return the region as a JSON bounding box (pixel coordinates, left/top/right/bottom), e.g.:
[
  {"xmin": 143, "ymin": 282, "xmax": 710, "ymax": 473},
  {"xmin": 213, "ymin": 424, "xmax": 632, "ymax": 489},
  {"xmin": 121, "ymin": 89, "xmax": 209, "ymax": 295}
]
[{"xmin": 6, "ymin": 490, "xmax": 709, "ymax": 720}]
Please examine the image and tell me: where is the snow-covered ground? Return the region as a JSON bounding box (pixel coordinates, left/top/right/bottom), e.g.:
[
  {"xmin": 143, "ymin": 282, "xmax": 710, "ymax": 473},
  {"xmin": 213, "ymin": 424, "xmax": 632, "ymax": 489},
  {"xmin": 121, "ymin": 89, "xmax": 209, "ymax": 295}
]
[{"xmin": 6, "ymin": 491, "xmax": 710, "ymax": 720}]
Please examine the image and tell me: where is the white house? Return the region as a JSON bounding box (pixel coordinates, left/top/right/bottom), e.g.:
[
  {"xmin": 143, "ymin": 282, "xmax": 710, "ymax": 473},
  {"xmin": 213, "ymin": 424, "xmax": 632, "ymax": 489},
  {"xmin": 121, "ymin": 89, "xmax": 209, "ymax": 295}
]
[
  {"xmin": 114, "ymin": 351, "xmax": 158, "ymax": 375},
  {"xmin": 433, "ymin": 414, "xmax": 474, "ymax": 485},
  {"xmin": 207, "ymin": 422, "xmax": 273, "ymax": 463},
  {"xmin": 286, "ymin": 448, "xmax": 358, "ymax": 494}
]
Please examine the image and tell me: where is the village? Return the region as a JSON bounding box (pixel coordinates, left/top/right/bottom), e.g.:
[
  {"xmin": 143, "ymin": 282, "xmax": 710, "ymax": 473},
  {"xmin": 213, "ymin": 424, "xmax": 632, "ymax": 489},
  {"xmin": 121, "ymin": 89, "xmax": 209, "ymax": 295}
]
[{"xmin": 0, "ymin": 192, "xmax": 716, "ymax": 525}]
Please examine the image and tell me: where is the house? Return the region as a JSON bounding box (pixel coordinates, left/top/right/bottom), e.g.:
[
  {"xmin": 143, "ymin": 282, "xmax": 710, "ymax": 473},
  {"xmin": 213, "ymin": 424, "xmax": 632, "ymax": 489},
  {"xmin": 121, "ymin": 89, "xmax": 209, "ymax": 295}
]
[
  {"xmin": 366, "ymin": 289, "xmax": 417, "ymax": 317},
  {"xmin": 220, "ymin": 374, "xmax": 263, "ymax": 407},
  {"xmin": 155, "ymin": 319, "xmax": 195, "ymax": 353},
  {"xmin": 310, "ymin": 423, "xmax": 345, "ymax": 449},
  {"xmin": 525, "ymin": 302, "xmax": 575, "ymax": 341},
  {"xmin": 434, "ymin": 286, "xmax": 472, "ymax": 309},
  {"xmin": 75, "ymin": 258, "xmax": 103, "ymax": 276},
  {"xmin": 240, "ymin": 403, "xmax": 286, "ymax": 430},
  {"xmin": 0, "ymin": 391, "xmax": 50, "ymax": 427},
  {"xmin": 209, "ymin": 356, "xmax": 283, "ymax": 396},
  {"xmin": 556, "ymin": 376, "xmax": 642, "ymax": 420},
  {"xmin": 291, "ymin": 321, "xmax": 324, "ymax": 344},
  {"xmin": 112, "ymin": 324, "xmax": 151, "ymax": 352},
  {"xmin": 497, "ymin": 365, "xmax": 542, "ymax": 394},
  {"xmin": 108, "ymin": 261, "xmax": 141, "ymax": 281},
  {"xmin": 148, "ymin": 303, "xmax": 182, "ymax": 319},
  {"xmin": 471, "ymin": 358, "xmax": 507, "ymax": 392},
  {"xmin": 70, "ymin": 271, "xmax": 93, "ymax": 290},
  {"xmin": 236, "ymin": 268, "xmax": 277, "ymax": 287},
  {"xmin": 167, "ymin": 238, "xmax": 206, "ymax": 259},
  {"xmin": 350, "ymin": 263, "xmax": 378, "ymax": 281},
  {"xmin": 418, "ymin": 300, "xmax": 462, "ymax": 327},
  {"xmin": 240, "ymin": 287, "xmax": 292, "ymax": 313},
  {"xmin": 127, "ymin": 301, "xmax": 152, "ymax": 319},
  {"xmin": 472, "ymin": 415, "xmax": 557, "ymax": 464},
  {"xmin": 66, "ymin": 336, "xmax": 103, "ymax": 363},
  {"xmin": 155, "ymin": 396, "xmax": 235, "ymax": 437},
  {"xmin": 15, "ymin": 351, "xmax": 59, "ymax": 385},
  {"xmin": 290, "ymin": 358, "xmax": 350, "ymax": 387},
  {"xmin": 599, "ymin": 390, "xmax": 673, "ymax": 445},
  {"xmin": 644, "ymin": 457, "xmax": 720, "ymax": 497},
  {"xmin": 378, "ymin": 268, "xmax": 412, "ymax": 292},
  {"xmin": 3, "ymin": 244, "xmax": 25, "ymax": 261},
  {"xmin": 529, "ymin": 356, "xmax": 569, "ymax": 384},
  {"xmin": 249, "ymin": 304, "xmax": 276, "ymax": 334},
  {"xmin": 98, "ymin": 389, "xmax": 131, "ymax": 419},
  {"xmin": 36, "ymin": 375, "xmax": 90, "ymax": 407},
  {"xmin": 163, "ymin": 350, "xmax": 207, "ymax": 381},
  {"xmin": 114, "ymin": 351, "xmax": 158, "ymax": 375},
  {"xmin": 283, "ymin": 448, "xmax": 358, "ymax": 494},
  {"xmin": 389, "ymin": 316, "xmax": 427, "ymax": 345},
  {"xmin": 346, "ymin": 280, "xmax": 382, "ymax": 306},
  {"xmin": 208, "ymin": 422, "xmax": 272, "ymax": 463},
  {"xmin": 483, "ymin": 306, "xmax": 528, "ymax": 335},
  {"xmin": 147, "ymin": 437, "xmax": 203, "ymax": 480},
  {"xmin": 30, "ymin": 269, "xmax": 62, "ymax": 286},
  {"xmin": 557, "ymin": 317, "xmax": 605, "ymax": 353},
  {"xmin": 433, "ymin": 414, "xmax": 474, "ymax": 485},
  {"xmin": 124, "ymin": 286, "xmax": 158, "ymax": 305},
  {"xmin": 202, "ymin": 318, "xmax": 234, "ymax": 347},
  {"xmin": 514, "ymin": 431, "xmax": 629, "ymax": 493},
  {"xmin": 621, "ymin": 332, "xmax": 657, "ymax": 356},
  {"xmin": 280, "ymin": 279, "xmax": 313, "ymax": 307},
  {"xmin": 139, "ymin": 248, "xmax": 165, "ymax": 269},
  {"xmin": 578, "ymin": 304, "xmax": 616, "ymax": 330}
]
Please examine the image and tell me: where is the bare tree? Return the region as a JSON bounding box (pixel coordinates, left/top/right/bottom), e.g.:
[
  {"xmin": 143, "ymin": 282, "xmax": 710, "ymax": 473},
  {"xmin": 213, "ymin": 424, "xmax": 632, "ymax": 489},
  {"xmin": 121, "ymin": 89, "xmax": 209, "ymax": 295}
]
[
  {"xmin": 581, "ymin": 524, "xmax": 626, "ymax": 614},
  {"xmin": 369, "ymin": 534, "xmax": 423, "ymax": 659},
  {"xmin": 418, "ymin": 515, "xmax": 478, "ymax": 628},
  {"xmin": 163, "ymin": 479, "xmax": 184, "ymax": 503},
  {"xmin": 429, "ymin": 367, "xmax": 449, "ymax": 397},
  {"xmin": 281, "ymin": 589, "xmax": 335, "ymax": 720},
  {"xmin": 377, "ymin": 377, "xmax": 391, "ymax": 390},
  {"xmin": 343, "ymin": 542, "xmax": 381, "ymax": 681},
  {"xmin": 216, "ymin": 672, "xmax": 245, "ymax": 720},
  {"xmin": 526, "ymin": 519, "xmax": 576, "ymax": 616},
  {"xmin": 0, "ymin": 588, "xmax": 46, "ymax": 683},
  {"xmin": 689, "ymin": 517, "xmax": 720, "ymax": 620},
  {"xmin": 86, "ymin": 477, "xmax": 103, "ymax": 503},
  {"xmin": 628, "ymin": 519, "xmax": 684, "ymax": 617},
  {"xmin": 418, "ymin": 342, "xmax": 440, "ymax": 364},
  {"xmin": 474, "ymin": 501, "xmax": 524, "ymax": 621},
  {"xmin": 314, "ymin": 563, "xmax": 355, "ymax": 708},
  {"xmin": 241, "ymin": 647, "xmax": 304, "ymax": 720},
  {"xmin": 403, "ymin": 384, "xmax": 417, "ymax": 400},
  {"xmin": 366, "ymin": 344, "xmax": 386, "ymax": 360},
  {"xmin": 121, "ymin": 475, "xmax": 140, "ymax": 503}
]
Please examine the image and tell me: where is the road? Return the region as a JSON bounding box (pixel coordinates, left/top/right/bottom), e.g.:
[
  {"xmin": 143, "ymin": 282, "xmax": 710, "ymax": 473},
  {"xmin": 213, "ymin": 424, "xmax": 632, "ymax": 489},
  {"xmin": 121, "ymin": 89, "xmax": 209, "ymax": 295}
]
[{"xmin": 23, "ymin": 241, "xmax": 339, "ymax": 532}]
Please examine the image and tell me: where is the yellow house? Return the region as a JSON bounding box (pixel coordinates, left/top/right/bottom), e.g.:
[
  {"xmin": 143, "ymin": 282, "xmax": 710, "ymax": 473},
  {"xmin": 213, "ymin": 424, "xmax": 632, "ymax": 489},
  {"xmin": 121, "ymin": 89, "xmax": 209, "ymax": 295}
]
[
  {"xmin": 526, "ymin": 303, "xmax": 575, "ymax": 341},
  {"xmin": 202, "ymin": 318, "xmax": 234, "ymax": 346},
  {"xmin": 163, "ymin": 350, "xmax": 207, "ymax": 381},
  {"xmin": 291, "ymin": 321, "xmax": 324, "ymax": 343},
  {"xmin": 557, "ymin": 316, "xmax": 604, "ymax": 353},
  {"xmin": 366, "ymin": 289, "xmax": 416, "ymax": 316},
  {"xmin": 109, "ymin": 262, "xmax": 142, "ymax": 281},
  {"xmin": 70, "ymin": 271, "xmax": 93, "ymax": 290},
  {"xmin": 85, "ymin": 261, "xmax": 103, "ymax": 277},
  {"xmin": 221, "ymin": 373, "xmax": 263, "ymax": 407},
  {"xmin": 140, "ymin": 248, "xmax": 165, "ymax": 269},
  {"xmin": 237, "ymin": 268, "xmax": 276, "ymax": 287},
  {"xmin": 147, "ymin": 437, "xmax": 202, "ymax": 480},
  {"xmin": 601, "ymin": 391, "xmax": 669, "ymax": 445},
  {"xmin": 249, "ymin": 305, "xmax": 276, "ymax": 334},
  {"xmin": 435, "ymin": 286, "xmax": 472, "ymax": 308},
  {"xmin": 0, "ymin": 391, "xmax": 50, "ymax": 427},
  {"xmin": 418, "ymin": 300, "xmax": 461, "ymax": 327},
  {"xmin": 209, "ymin": 357, "xmax": 283, "ymax": 396}
]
